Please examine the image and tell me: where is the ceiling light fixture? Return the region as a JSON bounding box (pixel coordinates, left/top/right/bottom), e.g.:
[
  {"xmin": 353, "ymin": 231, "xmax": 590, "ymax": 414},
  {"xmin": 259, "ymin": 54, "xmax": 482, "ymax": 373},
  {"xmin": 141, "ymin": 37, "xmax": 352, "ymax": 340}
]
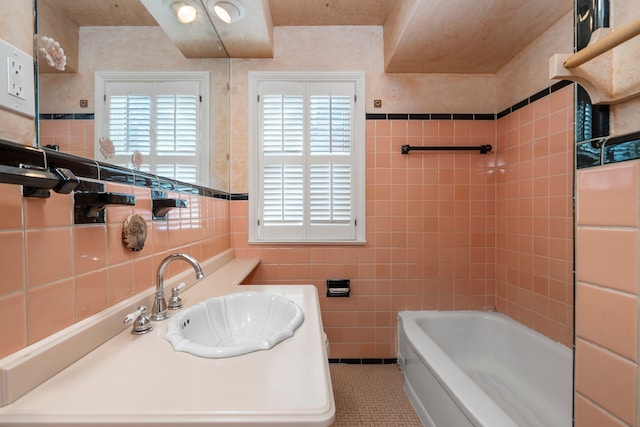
[
  {"xmin": 170, "ymin": 2, "xmax": 198, "ymax": 24},
  {"xmin": 208, "ymin": 0, "xmax": 246, "ymax": 24}
]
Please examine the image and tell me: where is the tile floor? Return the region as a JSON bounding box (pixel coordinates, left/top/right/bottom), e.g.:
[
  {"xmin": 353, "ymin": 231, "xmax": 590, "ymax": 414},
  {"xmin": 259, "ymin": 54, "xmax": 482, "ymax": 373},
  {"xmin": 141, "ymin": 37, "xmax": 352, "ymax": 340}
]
[{"xmin": 329, "ymin": 364, "xmax": 422, "ymax": 426}]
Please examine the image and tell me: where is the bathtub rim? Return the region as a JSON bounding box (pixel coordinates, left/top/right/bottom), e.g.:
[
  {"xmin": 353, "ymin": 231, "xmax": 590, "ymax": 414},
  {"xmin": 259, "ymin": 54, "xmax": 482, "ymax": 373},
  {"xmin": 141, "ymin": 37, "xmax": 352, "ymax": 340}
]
[{"xmin": 398, "ymin": 310, "xmax": 572, "ymax": 427}]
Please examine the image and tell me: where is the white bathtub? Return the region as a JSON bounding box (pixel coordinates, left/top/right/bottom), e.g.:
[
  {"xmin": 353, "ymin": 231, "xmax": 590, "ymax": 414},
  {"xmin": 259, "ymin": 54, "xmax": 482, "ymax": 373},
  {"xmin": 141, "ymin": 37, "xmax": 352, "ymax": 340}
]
[{"xmin": 398, "ymin": 311, "xmax": 572, "ymax": 427}]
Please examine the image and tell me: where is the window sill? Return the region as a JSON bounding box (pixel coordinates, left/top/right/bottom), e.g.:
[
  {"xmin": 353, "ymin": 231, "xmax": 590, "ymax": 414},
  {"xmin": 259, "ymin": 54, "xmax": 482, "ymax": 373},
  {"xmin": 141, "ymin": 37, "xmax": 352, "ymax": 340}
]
[{"xmin": 248, "ymin": 239, "xmax": 367, "ymax": 246}]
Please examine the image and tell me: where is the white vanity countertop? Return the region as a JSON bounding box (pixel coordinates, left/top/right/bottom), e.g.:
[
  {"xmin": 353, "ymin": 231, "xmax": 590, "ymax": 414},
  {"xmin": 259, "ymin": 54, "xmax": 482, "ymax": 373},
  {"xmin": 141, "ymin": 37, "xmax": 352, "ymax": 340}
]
[{"xmin": 0, "ymin": 259, "xmax": 335, "ymax": 426}]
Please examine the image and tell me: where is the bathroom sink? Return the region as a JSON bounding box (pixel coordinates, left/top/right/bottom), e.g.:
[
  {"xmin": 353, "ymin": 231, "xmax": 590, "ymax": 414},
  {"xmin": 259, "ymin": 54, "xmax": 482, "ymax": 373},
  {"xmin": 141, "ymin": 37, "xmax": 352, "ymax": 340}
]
[{"xmin": 165, "ymin": 291, "xmax": 304, "ymax": 358}]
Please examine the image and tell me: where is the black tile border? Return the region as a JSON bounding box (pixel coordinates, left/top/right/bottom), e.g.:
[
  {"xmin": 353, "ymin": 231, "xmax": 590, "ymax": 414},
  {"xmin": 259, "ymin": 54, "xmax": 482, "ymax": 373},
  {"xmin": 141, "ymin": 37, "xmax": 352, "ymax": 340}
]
[
  {"xmin": 498, "ymin": 80, "xmax": 573, "ymax": 118},
  {"xmin": 328, "ymin": 358, "xmax": 398, "ymax": 365},
  {"xmin": 39, "ymin": 113, "xmax": 95, "ymax": 120},
  {"xmin": 367, "ymin": 112, "xmax": 498, "ymax": 121},
  {"xmin": 368, "ymin": 80, "xmax": 573, "ymax": 122},
  {"xmin": 0, "ymin": 139, "xmax": 233, "ymax": 200},
  {"xmin": 230, "ymin": 193, "xmax": 249, "ymax": 201}
]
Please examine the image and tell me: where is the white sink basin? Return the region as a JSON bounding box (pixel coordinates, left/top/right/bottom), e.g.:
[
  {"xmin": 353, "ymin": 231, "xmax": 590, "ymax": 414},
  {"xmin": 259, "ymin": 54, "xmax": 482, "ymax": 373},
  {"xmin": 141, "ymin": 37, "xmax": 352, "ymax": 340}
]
[{"xmin": 165, "ymin": 291, "xmax": 304, "ymax": 358}]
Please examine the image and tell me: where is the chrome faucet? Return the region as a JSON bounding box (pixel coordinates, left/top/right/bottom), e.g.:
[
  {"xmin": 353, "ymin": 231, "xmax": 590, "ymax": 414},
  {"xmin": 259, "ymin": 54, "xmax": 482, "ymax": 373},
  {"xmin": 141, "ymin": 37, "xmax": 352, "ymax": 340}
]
[{"xmin": 151, "ymin": 253, "xmax": 205, "ymax": 321}]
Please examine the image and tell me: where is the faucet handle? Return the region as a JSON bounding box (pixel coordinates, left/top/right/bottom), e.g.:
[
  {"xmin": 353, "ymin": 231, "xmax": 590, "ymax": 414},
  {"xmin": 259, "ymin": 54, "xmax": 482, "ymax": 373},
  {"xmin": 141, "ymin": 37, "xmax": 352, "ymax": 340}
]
[
  {"xmin": 168, "ymin": 282, "xmax": 186, "ymax": 310},
  {"xmin": 124, "ymin": 305, "xmax": 153, "ymax": 335}
]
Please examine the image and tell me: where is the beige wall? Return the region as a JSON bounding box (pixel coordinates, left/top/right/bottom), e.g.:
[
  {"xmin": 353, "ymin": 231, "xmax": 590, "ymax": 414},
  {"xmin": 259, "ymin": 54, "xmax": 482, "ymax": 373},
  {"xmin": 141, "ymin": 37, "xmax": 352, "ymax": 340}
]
[
  {"xmin": 609, "ymin": 0, "xmax": 640, "ymax": 136},
  {"xmin": 496, "ymin": 11, "xmax": 574, "ymax": 112},
  {"xmin": 0, "ymin": 1, "xmax": 35, "ymax": 145}
]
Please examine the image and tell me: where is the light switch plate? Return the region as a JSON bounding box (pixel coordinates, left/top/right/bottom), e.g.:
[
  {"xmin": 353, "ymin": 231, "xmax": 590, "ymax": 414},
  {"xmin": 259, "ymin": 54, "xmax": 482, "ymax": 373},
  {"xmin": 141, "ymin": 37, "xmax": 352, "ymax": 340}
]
[{"xmin": 0, "ymin": 39, "xmax": 35, "ymax": 118}]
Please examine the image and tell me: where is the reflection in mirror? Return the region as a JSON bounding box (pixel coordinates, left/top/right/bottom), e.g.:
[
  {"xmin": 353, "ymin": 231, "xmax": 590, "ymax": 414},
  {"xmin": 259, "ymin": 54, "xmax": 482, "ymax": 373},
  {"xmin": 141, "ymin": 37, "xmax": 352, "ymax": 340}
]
[{"xmin": 35, "ymin": 0, "xmax": 230, "ymax": 192}]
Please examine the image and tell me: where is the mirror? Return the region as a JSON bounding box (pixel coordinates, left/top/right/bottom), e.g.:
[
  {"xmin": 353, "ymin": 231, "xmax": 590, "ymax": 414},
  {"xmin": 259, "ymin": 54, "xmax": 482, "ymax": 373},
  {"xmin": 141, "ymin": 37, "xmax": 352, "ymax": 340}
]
[{"xmin": 34, "ymin": 0, "xmax": 230, "ymax": 192}]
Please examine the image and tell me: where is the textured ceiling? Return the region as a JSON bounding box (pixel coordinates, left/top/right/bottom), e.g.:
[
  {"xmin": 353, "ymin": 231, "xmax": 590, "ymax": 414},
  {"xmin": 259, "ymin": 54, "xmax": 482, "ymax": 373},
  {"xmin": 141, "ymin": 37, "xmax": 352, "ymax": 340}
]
[{"xmin": 39, "ymin": 0, "xmax": 573, "ymax": 73}]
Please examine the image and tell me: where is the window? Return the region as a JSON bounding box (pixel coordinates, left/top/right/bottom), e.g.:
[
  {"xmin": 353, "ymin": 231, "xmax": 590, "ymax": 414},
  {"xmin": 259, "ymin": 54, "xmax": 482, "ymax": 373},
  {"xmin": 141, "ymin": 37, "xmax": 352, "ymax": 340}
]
[
  {"xmin": 94, "ymin": 72, "xmax": 210, "ymax": 185},
  {"xmin": 248, "ymin": 72, "xmax": 365, "ymax": 243}
]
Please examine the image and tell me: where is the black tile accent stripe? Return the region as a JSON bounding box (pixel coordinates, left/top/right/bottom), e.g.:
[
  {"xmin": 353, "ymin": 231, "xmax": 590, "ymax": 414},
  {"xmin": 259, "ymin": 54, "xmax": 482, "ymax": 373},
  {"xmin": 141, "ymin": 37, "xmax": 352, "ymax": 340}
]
[
  {"xmin": 388, "ymin": 113, "xmax": 409, "ymax": 120},
  {"xmin": 0, "ymin": 139, "xmax": 231, "ymax": 199},
  {"xmin": 39, "ymin": 113, "xmax": 95, "ymax": 120},
  {"xmin": 365, "ymin": 113, "xmax": 386, "ymax": 120},
  {"xmin": 329, "ymin": 358, "xmax": 398, "ymax": 365},
  {"xmin": 409, "ymin": 113, "xmax": 430, "ymax": 120},
  {"xmin": 474, "ymin": 113, "xmax": 495, "ymax": 121},
  {"xmin": 511, "ymin": 99, "xmax": 529, "ymax": 113},
  {"xmin": 430, "ymin": 113, "xmax": 452, "ymax": 120},
  {"xmin": 497, "ymin": 80, "xmax": 574, "ymax": 119},
  {"xmin": 366, "ymin": 80, "xmax": 573, "ymax": 121},
  {"xmin": 453, "ymin": 113, "xmax": 474, "ymax": 120}
]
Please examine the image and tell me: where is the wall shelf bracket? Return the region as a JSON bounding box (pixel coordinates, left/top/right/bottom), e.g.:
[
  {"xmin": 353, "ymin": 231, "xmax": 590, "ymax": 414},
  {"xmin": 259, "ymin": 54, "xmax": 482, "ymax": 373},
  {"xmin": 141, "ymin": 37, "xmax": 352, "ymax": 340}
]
[
  {"xmin": 74, "ymin": 192, "xmax": 136, "ymax": 224},
  {"xmin": 550, "ymin": 17, "xmax": 640, "ymax": 105},
  {"xmin": 152, "ymin": 191, "xmax": 188, "ymax": 220}
]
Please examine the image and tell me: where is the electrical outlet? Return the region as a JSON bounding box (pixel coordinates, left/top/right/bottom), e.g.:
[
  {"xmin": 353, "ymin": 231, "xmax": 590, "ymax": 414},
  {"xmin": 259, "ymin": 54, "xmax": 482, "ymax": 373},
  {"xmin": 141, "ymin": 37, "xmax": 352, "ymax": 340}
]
[
  {"xmin": 8, "ymin": 57, "xmax": 26, "ymax": 100},
  {"xmin": 0, "ymin": 39, "xmax": 35, "ymax": 118}
]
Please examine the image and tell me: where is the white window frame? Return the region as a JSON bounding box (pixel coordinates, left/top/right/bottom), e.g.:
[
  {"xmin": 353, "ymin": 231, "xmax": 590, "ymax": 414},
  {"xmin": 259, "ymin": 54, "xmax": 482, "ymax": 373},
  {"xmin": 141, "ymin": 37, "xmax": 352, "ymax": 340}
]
[
  {"xmin": 94, "ymin": 72, "xmax": 210, "ymax": 185},
  {"xmin": 248, "ymin": 71, "xmax": 366, "ymax": 244}
]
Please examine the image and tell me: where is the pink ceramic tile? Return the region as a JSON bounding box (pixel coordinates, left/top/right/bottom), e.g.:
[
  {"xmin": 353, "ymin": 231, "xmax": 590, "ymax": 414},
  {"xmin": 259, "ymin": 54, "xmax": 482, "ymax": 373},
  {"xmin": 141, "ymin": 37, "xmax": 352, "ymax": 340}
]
[
  {"xmin": 133, "ymin": 255, "xmax": 154, "ymax": 294},
  {"xmin": 104, "ymin": 183, "xmax": 135, "ymax": 224},
  {"xmin": 108, "ymin": 262, "xmax": 134, "ymax": 304},
  {"xmin": 574, "ymin": 393, "xmax": 627, "ymax": 427},
  {"xmin": 27, "ymin": 279, "xmax": 74, "ymax": 343},
  {"xmin": 576, "ymin": 227, "xmax": 638, "ymax": 294},
  {"xmin": 575, "ymin": 339, "xmax": 637, "ymax": 425},
  {"xmin": 550, "ymin": 86, "xmax": 573, "ymax": 113},
  {"xmin": 577, "ymin": 163, "xmax": 639, "ymax": 227},
  {"xmin": 374, "ymin": 120, "xmax": 390, "ymax": 137},
  {"xmin": 0, "ymin": 293, "xmax": 27, "ymax": 358},
  {"xmin": 39, "ymin": 119, "xmax": 55, "ymax": 136},
  {"xmin": 132, "ymin": 187, "xmax": 153, "ymax": 221},
  {"xmin": 0, "ymin": 231, "xmax": 25, "ymax": 295},
  {"xmin": 106, "ymin": 223, "xmax": 136, "ymax": 265},
  {"xmin": 0, "ymin": 183, "xmax": 24, "ymax": 229},
  {"xmin": 75, "ymin": 270, "xmax": 108, "ymax": 321},
  {"xmin": 73, "ymin": 225, "xmax": 107, "ymax": 275},
  {"xmin": 576, "ymin": 282, "xmax": 637, "ymax": 361},
  {"xmin": 52, "ymin": 119, "xmax": 70, "ymax": 135},
  {"xmin": 26, "ymin": 228, "xmax": 73, "ymax": 288}
]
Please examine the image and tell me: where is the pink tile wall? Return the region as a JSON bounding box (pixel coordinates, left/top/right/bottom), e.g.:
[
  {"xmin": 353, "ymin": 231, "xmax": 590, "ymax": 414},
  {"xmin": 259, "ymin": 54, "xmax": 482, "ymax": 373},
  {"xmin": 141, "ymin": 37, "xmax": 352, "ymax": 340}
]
[
  {"xmin": 495, "ymin": 85, "xmax": 574, "ymax": 346},
  {"xmin": 575, "ymin": 161, "xmax": 640, "ymax": 425},
  {"xmin": 233, "ymin": 118, "xmax": 498, "ymax": 359},
  {"xmin": 0, "ymin": 182, "xmax": 230, "ymax": 358},
  {"xmin": 39, "ymin": 119, "xmax": 94, "ymax": 159}
]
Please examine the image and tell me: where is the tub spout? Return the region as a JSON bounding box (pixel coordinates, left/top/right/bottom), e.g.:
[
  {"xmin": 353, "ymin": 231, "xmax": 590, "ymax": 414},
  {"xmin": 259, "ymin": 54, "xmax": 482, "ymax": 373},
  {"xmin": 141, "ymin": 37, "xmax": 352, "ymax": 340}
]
[{"xmin": 150, "ymin": 253, "xmax": 205, "ymax": 321}]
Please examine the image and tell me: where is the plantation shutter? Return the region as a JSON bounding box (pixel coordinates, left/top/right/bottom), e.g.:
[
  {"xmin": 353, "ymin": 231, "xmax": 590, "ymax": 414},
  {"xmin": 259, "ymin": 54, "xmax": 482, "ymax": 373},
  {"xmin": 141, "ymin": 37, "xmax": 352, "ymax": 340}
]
[
  {"xmin": 257, "ymin": 80, "xmax": 357, "ymax": 241},
  {"xmin": 103, "ymin": 81, "xmax": 201, "ymax": 184}
]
